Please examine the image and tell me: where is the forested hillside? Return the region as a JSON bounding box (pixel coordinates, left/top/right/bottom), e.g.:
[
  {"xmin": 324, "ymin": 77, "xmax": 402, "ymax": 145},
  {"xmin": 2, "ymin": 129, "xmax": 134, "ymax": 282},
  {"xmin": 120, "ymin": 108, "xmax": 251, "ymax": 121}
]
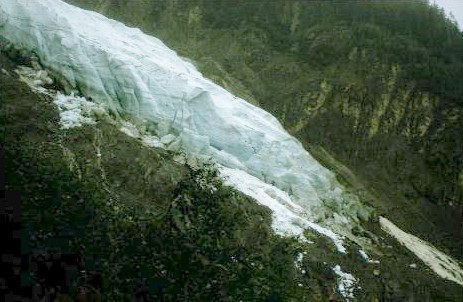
[{"xmin": 66, "ymin": 0, "xmax": 463, "ymax": 259}]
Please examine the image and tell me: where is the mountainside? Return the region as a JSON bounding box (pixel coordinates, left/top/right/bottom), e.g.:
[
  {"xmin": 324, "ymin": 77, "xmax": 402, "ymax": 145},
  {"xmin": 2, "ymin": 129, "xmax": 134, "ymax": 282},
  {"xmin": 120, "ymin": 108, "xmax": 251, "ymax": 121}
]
[
  {"xmin": 0, "ymin": 50, "xmax": 323, "ymax": 301},
  {"xmin": 1, "ymin": 0, "xmax": 463, "ymax": 301},
  {"xmin": 1, "ymin": 0, "xmax": 374, "ymax": 248},
  {"xmin": 65, "ymin": 0, "xmax": 463, "ymax": 260},
  {"xmin": 2, "ymin": 33, "xmax": 462, "ymax": 302}
]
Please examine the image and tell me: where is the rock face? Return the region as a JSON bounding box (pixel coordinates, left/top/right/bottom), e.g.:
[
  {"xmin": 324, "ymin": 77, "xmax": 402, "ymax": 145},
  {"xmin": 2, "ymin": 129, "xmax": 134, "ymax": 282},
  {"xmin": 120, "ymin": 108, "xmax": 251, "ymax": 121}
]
[
  {"xmin": 0, "ymin": 0, "xmax": 370, "ymax": 238},
  {"xmin": 62, "ymin": 0, "xmax": 463, "ymax": 259}
]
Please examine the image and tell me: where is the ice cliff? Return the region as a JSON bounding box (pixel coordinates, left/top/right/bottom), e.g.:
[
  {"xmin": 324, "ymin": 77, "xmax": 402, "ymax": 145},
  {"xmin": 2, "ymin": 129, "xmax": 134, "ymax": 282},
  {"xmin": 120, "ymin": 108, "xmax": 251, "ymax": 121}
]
[{"xmin": 0, "ymin": 0, "xmax": 370, "ymax": 244}]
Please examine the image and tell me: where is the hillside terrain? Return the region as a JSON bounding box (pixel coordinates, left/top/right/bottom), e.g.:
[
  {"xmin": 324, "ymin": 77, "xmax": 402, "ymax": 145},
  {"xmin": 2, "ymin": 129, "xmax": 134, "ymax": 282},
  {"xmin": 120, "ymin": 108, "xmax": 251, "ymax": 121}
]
[
  {"xmin": 66, "ymin": 0, "xmax": 463, "ymax": 259},
  {"xmin": 2, "ymin": 44, "xmax": 462, "ymax": 301},
  {"xmin": 1, "ymin": 0, "xmax": 463, "ymax": 301}
]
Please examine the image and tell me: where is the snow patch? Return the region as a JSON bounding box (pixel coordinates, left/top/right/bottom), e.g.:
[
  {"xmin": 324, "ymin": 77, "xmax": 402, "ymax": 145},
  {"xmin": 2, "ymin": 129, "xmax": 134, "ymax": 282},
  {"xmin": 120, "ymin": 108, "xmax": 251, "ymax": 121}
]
[
  {"xmin": 379, "ymin": 216, "xmax": 463, "ymax": 286},
  {"xmin": 53, "ymin": 92, "xmax": 99, "ymax": 129},
  {"xmin": 295, "ymin": 252, "xmax": 304, "ymax": 271},
  {"xmin": 332, "ymin": 264, "xmax": 357, "ymax": 300},
  {"xmin": 358, "ymin": 249, "xmax": 380, "ymax": 264}
]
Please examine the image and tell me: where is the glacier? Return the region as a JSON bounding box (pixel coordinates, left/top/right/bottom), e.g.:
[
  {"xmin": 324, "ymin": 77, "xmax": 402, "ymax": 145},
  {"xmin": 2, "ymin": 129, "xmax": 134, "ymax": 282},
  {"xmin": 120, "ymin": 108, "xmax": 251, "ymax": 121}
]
[{"xmin": 0, "ymin": 0, "xmax": 371, "ymax": 247}]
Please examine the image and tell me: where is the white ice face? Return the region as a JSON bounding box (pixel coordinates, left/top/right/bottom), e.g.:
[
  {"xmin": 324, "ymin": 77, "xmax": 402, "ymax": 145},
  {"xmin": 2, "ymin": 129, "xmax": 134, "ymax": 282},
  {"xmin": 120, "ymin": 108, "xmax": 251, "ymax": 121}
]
[{"xmin": 0, "ymin": 0, "xmax": 369, "ymax": 246}]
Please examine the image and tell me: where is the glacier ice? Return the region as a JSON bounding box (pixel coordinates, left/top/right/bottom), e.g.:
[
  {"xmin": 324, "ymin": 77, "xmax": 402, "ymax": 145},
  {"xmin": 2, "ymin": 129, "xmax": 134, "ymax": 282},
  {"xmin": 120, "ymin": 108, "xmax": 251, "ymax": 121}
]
[
  {"xmin": 0, "ymin": 0, "xmax": 371, "ymax": 246},
  {"xmin": 54, "ymin": 92, "xmax": 99, "ymax": 129}
]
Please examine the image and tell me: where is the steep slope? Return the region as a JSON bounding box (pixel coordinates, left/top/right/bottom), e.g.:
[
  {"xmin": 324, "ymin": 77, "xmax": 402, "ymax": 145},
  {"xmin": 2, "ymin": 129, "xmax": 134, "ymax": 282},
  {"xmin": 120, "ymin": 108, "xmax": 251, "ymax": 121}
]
[
  {"xmin": 64, "ymin": 0, "xmax": 463, "ymax": 260},
  {"xmin": 2, "ymin": 0, "xmax": 463, "ymax": 301},
  {"xmin": 0, "ymin": 0, "xmax": 372, "ymax": 245},
  {"xmin": 3, "ymin": 41, "xmax": 463, "ymax": 302},
  {"xmin": 0, "ymin": 50, "xmax": 316, "ymax": 301}
]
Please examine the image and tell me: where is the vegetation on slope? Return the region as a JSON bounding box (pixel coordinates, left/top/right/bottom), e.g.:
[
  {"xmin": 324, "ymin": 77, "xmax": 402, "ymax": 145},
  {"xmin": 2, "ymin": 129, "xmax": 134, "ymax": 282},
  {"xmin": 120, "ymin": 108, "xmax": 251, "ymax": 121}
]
[
  {"xmin": 0, "ymin": 51, "xmax": 329, "ymax": 301},
  {"xmin": 66, "ymin": 0, "xmax": 463, "ymax": 259},
  {"xmin": 2, "ymin": 11, "xmax": 463, "ymax": 301}
]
